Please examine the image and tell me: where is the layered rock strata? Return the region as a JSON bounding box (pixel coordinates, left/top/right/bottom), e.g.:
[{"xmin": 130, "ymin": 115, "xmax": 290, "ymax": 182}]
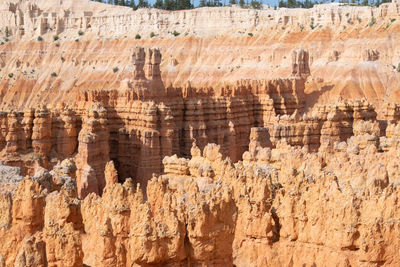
[
  {"xmin": 0, "ymin": 49, "xmax": 398, "ymax": 195},
  {"xmin": 0, "ymin": 46, "xmax": 310, "ymax": 195},
  {"xmin": 2, "ymin": 132, "xmax": 400, "ymax": 266}
]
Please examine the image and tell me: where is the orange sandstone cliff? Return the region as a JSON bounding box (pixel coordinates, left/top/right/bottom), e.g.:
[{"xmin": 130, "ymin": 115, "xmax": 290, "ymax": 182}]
[{"xmin": 0, "ymin": 0, "xmax": 400, "ymax": 266}]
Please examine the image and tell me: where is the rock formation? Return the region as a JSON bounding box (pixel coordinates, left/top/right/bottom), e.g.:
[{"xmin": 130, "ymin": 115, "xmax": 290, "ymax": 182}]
[
  {"xmin": 363, "ymin": 49, "xmax": 380, "ymax": 61},
  {"xmin": 0, "ymin": 0, "xmax": 399, "ymax": 266},
  {"xmin": 76, "ymin": 103, "xmax": 109, "ymax": 198},
  {"xmin": 2, "ymin": 130, "xmax": 400, "ymax": 266},
  {"xmin": 291, "ymin": 49, "xmax": 311, "ymax": 78},
  {"xmin": 0, "ymin": 46, "xmax": 311, "ymax": 191}
]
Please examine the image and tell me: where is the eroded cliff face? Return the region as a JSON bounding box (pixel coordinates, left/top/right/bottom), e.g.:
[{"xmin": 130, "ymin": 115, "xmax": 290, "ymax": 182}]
[
  {"xmin": 0, "ymin": 46, "xmax": 312, "ymax": 197},
  {"xmin": 0, "ymin": 1, "xmax": 399, "ymax": 109},
  {"xmin": 2, "ymin": 122, "xmax": 400, "ymax": 266},
  {"xmin": 1, "ymin": 0, "xmax": 400, "ymax": 266},
  {"xmin": 0, "ymin": 44, "xmax": 397, "ymax": 201}
]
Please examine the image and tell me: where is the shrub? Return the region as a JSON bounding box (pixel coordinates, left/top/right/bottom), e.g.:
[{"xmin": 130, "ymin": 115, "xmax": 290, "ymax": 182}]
[
  {"xmin": 53, "ymin": 35, "xmax": 59, "ymax": 41},
  {"xmin": 368, "ymin": 17, "xmax": 376, "ymax": 27},
  {"xmin": 173, "ymin": 30, "xmax": 180, "ymax": 37},
  {"xmin": 37, "ymin": 36, "xmax": 43, "ymax": 41},
  {"xmin": 78, "ymin": 30, "xmax": 84, "ymax": 36},
  {"xmin": 248, "ymin": 32, "xmax": 253, "ymax": 37},
  {"xmin": 113, "ymin": 67, "xmax": 119, "ymax": 73},
  {"xmin": 135, "ymin": 34, "xmax": 141, "ymax": 40},
  {"xmin": 391, "ymin": 18, "xmax": 396, "ymax": 23},
  {"xmin": 51, "ymin": 72, "xmax": 57, "ymax": 77},
  {"xmin": 8, "ymin": 73, "xmax": 13, "ymax": 78},
  {"xmin": 61, "ymin": 57, "xmax": 65, "ymax": 62},
  {"xmin": 150, "ymin": 32, "xmax": 156, "ymax": 38},
  {"xmin": 251, "ymin": 0, "xmax": 261, "ymax": 9},
  {"xmin": 75, "ymin": 39, "xmax": 79, "ymax": 42},
  {"xmin": 397, "ymin": 63, "xmax": 400, "ymax": 72}
]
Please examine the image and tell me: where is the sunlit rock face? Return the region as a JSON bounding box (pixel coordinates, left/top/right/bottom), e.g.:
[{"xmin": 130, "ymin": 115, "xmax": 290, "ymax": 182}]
[{"xmin": 0, "ymin": 0, "xmax": 400, "ymax": 266}]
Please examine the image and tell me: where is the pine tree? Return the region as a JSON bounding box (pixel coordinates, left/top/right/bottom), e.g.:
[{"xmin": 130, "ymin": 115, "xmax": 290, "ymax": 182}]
[
  {"xmin": 162, "ymin": 0, "xmax": 173, "ymax": 9},
  {"xmin": 287, "ymin": 0, "xmax": 295, "ymax": 8},
  {"xmin": 199, "ymin": 0, "xmax": 207, "ymax": 6},
  {"xmin": 239, "ymin": 0, "xmax": 245, "ymax": 7},
  {"xmin": 130, "ymin": 0, "xmax": 137, "ymax": 9},
  {"xmin": 214, "ymin": 0, "xmax": 222, "ymax": 6},
  {"xmin": 137, "ymin": 0, "xmax": 148, "ymax": 7},
  {"xmin": 250, "ymin": 0, "xmax": 261, "ymax": 9},
  {"xmin": 278, "ymin": 0, "xmax": 286, "ymax": 7},
  {"xmin": 153, "ymin": 0, "xmax": 164, "ymax": 8}
]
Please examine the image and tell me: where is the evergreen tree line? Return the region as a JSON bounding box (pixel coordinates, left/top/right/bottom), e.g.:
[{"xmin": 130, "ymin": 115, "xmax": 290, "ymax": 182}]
[
  {"xmin": 91, "ymin": 0, "xmax": 263, "ymax": 10},
  {"xmin": 92, "ymin": 0, "xmax": 150, "ymax": 9},
  {"xmin": 278, "ymin": 0, "xmax": 391, "ymax": 8},
  {"xmin": 92, "ymin": 0, "xmax": 393, "ymax": 10}
]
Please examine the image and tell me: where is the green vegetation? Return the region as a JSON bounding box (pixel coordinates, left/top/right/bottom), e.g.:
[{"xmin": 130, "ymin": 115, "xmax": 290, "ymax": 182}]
[
  {"xmin": 172, "ymin": 30, "xmax": 180, "ymax": 37},
  {"xmin": 248, "ymin": 32, "xmax": 253, "ymax": 37},
  {"xmin": 368, "ymin": 17, "xmax": 376, "ymax": 27},
  {"xmin": 90, "ymin": 0, "xmax": 394, "ymax": 10},
  {"xmin": 51, "ymin": 72, "xmax": 57, "ymax": 77},
  {"xmin": 279, "ymin": 0, "xmax": 314, "ymax": 8},
  {"xmin": 113, "ymin": 67, "xmax": 119, "ymax": 73},
  {"xmin": 53, "ymin": 35, "xmax": 59, "ymax": 41},
  {"xmin": 397, "ymin": 63, "xmax": 400, "ymax": 73},
  {"xmin": 90, "ymin": 0, "xmax": 266, "ymax": 10},
  {"xmin": 150, "ymin": 32, "xmax": 156, "ymax": 38},
  {"xmin": 78, "ymin": 30, "xmax": 84, "ymax": 36},
  {"xmin": 135, "ymin": 34, "xmax": 141, "ymax": 39},
  {"xmin": 8, "ymin": 73, "xmax": 13, "ymax": 78},
  {"xmin": 37, "ymin": 36, "xmax": 43, "ymax": 41},
  {"xmin": 310, "ymin": 17, "xmax": 315, "ymax": 30},
  {"xmin": 250, "ymin": 1, "xmax": 261, "ymax": 9}
]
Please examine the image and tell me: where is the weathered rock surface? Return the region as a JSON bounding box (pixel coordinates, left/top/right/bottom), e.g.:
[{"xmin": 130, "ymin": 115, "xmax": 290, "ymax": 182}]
[
  {"xmin": 1, "ymin": 135, "xmax": 400, "ymax": 266},
  {"xmin": 0, "ymin": 46, "xmax": 311, "ymax": 193},
  {"xmin": 0, "ymin": 1, "xmax": 400, "ymax": 266}
]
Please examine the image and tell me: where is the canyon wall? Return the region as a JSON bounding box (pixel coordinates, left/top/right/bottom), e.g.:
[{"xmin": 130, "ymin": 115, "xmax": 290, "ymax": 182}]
[
  {"xmin": 0, "ymin": 45, "xmax": 397, "ymax": 199},
  {"xmin": 0, "ymin": 1, "xmax": 400, "ymax": 266},
  {"xmin": 0, "ymin": 1, "xmax": 399, "ymax": 109},
  {"xmin": 2, "ymin": 121, "xmax": 400, "ymax": 266},
  {"xmin": 0, "ymin": 46, "xmax": 312, "ymax": 197}
]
